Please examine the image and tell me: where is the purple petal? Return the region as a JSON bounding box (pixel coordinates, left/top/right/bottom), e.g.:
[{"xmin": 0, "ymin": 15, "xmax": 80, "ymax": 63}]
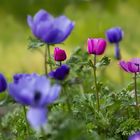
[
  {"xmin": 127, "ymin": 62, "xmax": 138, "ymax": 73},
  {"xmin": 27, "ymin": 107, "xmax": 47, "ymax": 130},
  {"xmin": 43, "ymin": 16, "xmax": 75, "ymax": 44},
  {"xmin": 34, "ymin": 76, "xmax": 61, "ymax": 105},
  {"xmin": 96, "ymin": 39, "xmax": 106, "ymax": 55},
  {"xmin": 8, "ymin": 74, "xmax": 38, "ymax": 105},
  {"xmin": 128, "ymin": 131, "xmax": 140, "ymax": 140},
  {"xmin": 27, "ymin": 16, "xmax": 36, "ymax": 35},
  {"xmin": 46, "ymin": 84, "xmax": 61, "ymax": 104},
  {"xmin": 131, "ymin": 58, "xmax": 140, "ymax": 65},
  {"xmin": 35, "ymin": 20, "xmax": 53, "ymax": 40},
  {"xmin": 33, "ymin": 9, "xmax": 53, "ymax": 25},
  {"xmin": 27, "ymin": 16, "xmax": 34, "ymax": 28},
  {"xmin": 119, "ymin": 61, "xmax": 129, "ymax": 72}
]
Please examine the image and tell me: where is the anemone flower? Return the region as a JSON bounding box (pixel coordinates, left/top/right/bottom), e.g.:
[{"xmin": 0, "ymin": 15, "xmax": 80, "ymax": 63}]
[
  {"xmin": 119, "ymin": 58, "xmax": 140, "ymax": 117},
  {"xmin": 8, "ymin": 73, "xmax": 61, "ymax": 130},
  {"xmin": 87, "ymin": 38, "xmax": 107, "ymax": 55},
  {"xmin": 106, "ymin": 27, "xmax": 123, "ymax": 60},
  {"xmin": 27, "ymin": 9, "xmax": 75, "ymax": 45},
  {"xmin": 49, "ymin": 64, "xmax": 69, "ymax": 81},
  {"xmin": 87, "ymin": 38, "xmax": 107, "ymax": 112}
]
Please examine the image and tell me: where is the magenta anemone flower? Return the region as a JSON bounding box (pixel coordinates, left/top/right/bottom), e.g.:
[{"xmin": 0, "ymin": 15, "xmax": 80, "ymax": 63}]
[
  {"xmin": 119, "ymin": 58, "xmax": 140, "ymax": 73},
  {"xmin": 27, "ymin": 9, "xmax": 75, "ymax": 45},
  {"xmin": 8, "ymin": 73, "xmax": 61, "ymax": 130},
  {"xmin": 87, "ymin": 38, "xmax": 107, "ymax": 55},
  {"xmin": 54, "ymin": 47, "xmax": 67, "ymax": 61},
  {"xmin": 128, "ymin": 131, "xmax": 140, "ymax": 140}
]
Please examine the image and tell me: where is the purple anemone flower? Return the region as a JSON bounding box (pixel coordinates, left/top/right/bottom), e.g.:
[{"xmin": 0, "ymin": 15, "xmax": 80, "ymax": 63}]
[
  {"xmin": 0, "ymin": 73, "xmax": 7, "ymax": 93},
  {"xmin": 27, "ymin": 9, "xmax": 75, "ymax": 45},
  {"xmin": 106, "ymin": 27, "xmax": 123, "ymax": 44},
  {"xmin": 106, "ymin": 27, "xmax": 124, "ymax": 60},
  {"xmin": 49, "ymin": 64, "xmax": 69, "ymax": 80},
  {"xmin": 128, "ymin": 131, "xmax": 140, "ymax": 140},
  {"xmin": 119, "ymin": 58, "xmax": 140, "ymax": 73},
  {"xmin": 8, "ymin": 73, "xmax": 61, "ymax": 130}
]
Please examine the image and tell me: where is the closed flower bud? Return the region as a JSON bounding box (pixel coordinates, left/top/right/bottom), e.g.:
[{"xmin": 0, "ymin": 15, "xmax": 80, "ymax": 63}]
[
  {"xmin": 54, "ymin": 47, "xmax": 67, "ymax": 61},
  {"xmin": 0, "ymin": 73, "xmax": 7, "ymax": 93},
  {"xmin": 49, "ymin": 64, "xmax": 69, "ymax": 80},
  {"xmin": 106, "ymin": 27, "xmax": 123, "ymax": 43},
  {"xmin": 87, "ymin": 38, "xmax": 107, "ymax": 55}
]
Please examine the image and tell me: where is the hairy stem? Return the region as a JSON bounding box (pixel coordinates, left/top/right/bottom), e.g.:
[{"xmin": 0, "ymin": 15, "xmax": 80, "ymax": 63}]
[
  {"xmin": 134, "ymin": 73, "xmax": 139, "ymax": 117},
  {"xmin": 44, "ymin": 46, "xmax": 48, "ymax": 75},
  {"xmin": 115, "ymin": 43, "xmax": 121, "ymax": 60},
  {"xmin": 47, "ymin": 44, "xmax": 52, "ymax": 71},
  {"xmin": 23, "ymin": 106, "xmax": 30, "ymax": 136},
  {"xmin": 93, "ymin": 55, "xmax": 100, "ymax": 112}
]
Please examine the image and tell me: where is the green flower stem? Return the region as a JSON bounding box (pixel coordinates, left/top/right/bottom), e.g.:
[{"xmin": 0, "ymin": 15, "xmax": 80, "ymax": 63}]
[
  {"xmin": 59, "ymin": 61, "xmax": 62, "ymax": 66},
  {"xmin": 23, "ymin": 106, "xmax": 30, "ymax": 136},
  {"xmin": 64, "ymin": 85, "xmax": 72, "ymax": 113},
  {"xmin": 119, "ymin": 67, "xmax": 124, "ymax": 85},
  {"xmin": 44, "ymin": 46, "xmax": 48, "ymax": 75},
  {"xmin": 47, "ymin": 44, "xmax": 52, "ymax": 71},
  {"xmin": 134, "ymin": 73, "xmax": 139, "ymax": 117},
  {"xmin": 93, "ymin": 55, "xmax": 100, "ymax": 112}
]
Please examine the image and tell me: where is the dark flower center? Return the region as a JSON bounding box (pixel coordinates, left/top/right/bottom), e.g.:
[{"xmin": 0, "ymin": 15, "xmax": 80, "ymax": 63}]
[
  {"xmin": 34, "ymin": 91, "xmax": 41, "ymax": 103},
  {"xmin": 134, "ymin": 63, "xmax": 140, "ymax": 71}
]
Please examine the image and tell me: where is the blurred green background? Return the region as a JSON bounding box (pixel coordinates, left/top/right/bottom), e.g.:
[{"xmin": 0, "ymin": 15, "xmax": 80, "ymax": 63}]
[{"xmin": 0, "ymin": 0, "xmax": 140, "ymax": 84}]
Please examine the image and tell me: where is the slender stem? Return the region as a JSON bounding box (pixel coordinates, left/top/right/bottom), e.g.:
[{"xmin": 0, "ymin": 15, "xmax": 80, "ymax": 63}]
[
  {"xmin": 64, "ymin": 86, "xmax": 72, "ymax": 113},
  {"xmin": 59, "ymin": 61, "xmax": 62, "ymax": 66},
  {"xmin": 93, "ymin": 55, "xmax": 100, "ymax": 112},
  {"xmin": 44, "ymin": 46, "xmax": 48, "ymax": 75},
  {"xmin": 23, "ymin": 106, "xmax": 30, "ymax": 136},
  {"xmin": 47, "ymin": 44, "xmax": 52, "ymax": 71},
  {"xmin": 115, "ymin": 43, "xmax": 121, "ymax": 60},
  {"xmin": 134, "ymin": 73, "xmax": 139, "ymax": 117}
]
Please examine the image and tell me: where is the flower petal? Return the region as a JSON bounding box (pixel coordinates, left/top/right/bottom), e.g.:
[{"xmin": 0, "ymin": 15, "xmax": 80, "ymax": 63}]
[
  {"xmin": 33, "ymin": 9, "xmax": 53, "ymax": 25},
  {"xmin": 27, "ymin": 107, "xmax": 47, "ymax": 130},
  {"xmin": 119, "ymin": 61, "xmax": 129, "ymax": 72},
  {"xmin": 46, "ymin": 84, "xmax": 61, "ymax": 104}
]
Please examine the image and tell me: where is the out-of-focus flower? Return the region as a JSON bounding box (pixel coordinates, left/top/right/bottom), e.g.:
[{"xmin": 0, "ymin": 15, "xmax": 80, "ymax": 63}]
[
  {"xmin": 87, "ymin": 38, "xmax": 107, "ymax": 55},
  {"xmin": 119, "ymin": 58, "xmax": 140, "ymax": 73},
  {"xmin": 106, "ymin": 27, "xmax": 123, "ymax": 60},
  {"xmin": 54, "ymin": 47, "xmax": 67, "ymax": 61},
  {"xmin": 0, "ymin": 73, "xmax": 7, "ymax": 93},
  {"xmin": 27, "ymin": 9, "xmax": 75, "ymax": 45},
  {"xmin": 8, "ymin": 73, "xmax": 61, "ymax": 130},
  {"xmin": 106, "ymin": 27, "xmax": 123, "ymax": 43},
  {"xmin": 128, "ymin": 131, "xmax": 140, "ymax": 140},
  {"xmin": 49, "ymin": 64, "xmax": 69, "ymax": 80}
]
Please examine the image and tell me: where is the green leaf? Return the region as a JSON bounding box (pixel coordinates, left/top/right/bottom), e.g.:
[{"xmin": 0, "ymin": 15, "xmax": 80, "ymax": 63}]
[
  {"xmin": 28, "ymin": 37, "xmax": 45, "ymax": 49},
  {"xmin": 96, "ymin": 56, "xmax": 111, "ymax": 68}
]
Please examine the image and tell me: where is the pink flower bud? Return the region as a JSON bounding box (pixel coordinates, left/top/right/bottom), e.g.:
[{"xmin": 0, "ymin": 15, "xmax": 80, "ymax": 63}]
[
  {"xmin": 54, "ymin": 47, "xmax": 67, "ymax": 61},
  {"xmin": 87, "ymin": 38, "xmax": 107, "ymax": 55}
]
